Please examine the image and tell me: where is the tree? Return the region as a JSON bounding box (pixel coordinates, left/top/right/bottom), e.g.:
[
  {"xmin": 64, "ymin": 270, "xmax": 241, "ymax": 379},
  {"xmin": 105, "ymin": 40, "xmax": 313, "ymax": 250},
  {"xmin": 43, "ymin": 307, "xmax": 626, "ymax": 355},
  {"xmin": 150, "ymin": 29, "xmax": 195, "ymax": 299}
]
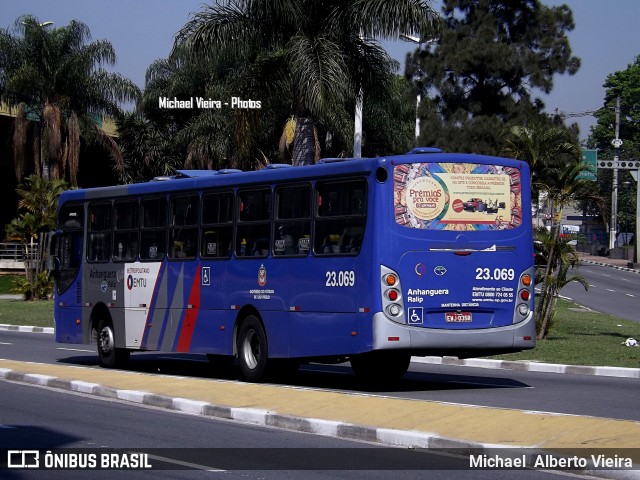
[
  {"xmin": 0, "ymin": 16, "xmax": 140, "ymax": 185},
  {"xmin": 533, "ymin": 227, "xmax": 588, "ymax": 338},
  {"xmin": 501, "ymin": 122, "xmax": 594, "ymax": 338},
  {"xmin": 4, "ymin": 175, "xmax": 67, "ymax": 300},
  {"xmin": 175, "ymin": 0, "xmax": 439, "ymax": 166},
  {"xmin": 502, "ymin": 123, "xmax": 580, "ymax": 205},
  {"xmin": 536, "ymin": 159, "xmax": 594, "ymax": 339},
  {"xmin": 585, "ymin": 56, "xmax": 640, "ymax": 239},
  {"xmin": 405, "ymin": 0, "xmax": 580, "ymax": 154}
]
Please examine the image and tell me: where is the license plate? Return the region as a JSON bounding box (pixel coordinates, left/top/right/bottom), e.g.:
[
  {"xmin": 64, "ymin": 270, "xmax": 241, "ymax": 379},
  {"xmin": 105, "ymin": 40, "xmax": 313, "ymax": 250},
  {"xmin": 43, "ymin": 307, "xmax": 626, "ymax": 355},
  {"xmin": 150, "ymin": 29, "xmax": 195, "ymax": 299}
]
[{"xmin": 445, "ymin": 311, "xmax": 472, "ymax": 323}]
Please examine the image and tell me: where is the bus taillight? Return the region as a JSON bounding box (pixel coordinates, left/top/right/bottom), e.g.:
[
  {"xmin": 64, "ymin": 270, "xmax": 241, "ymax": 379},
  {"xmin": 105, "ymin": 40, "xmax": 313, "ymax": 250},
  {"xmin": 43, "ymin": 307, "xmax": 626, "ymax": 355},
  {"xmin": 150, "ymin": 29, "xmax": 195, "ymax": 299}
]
[
  {"xmin": 384, "ymin": 274, "xmax": 397, "ymax": 286},
  {"xmin": 381, "ymin": 266, "xmax": 405, "ymax": 324},
  {"xmin": 514, "ymin": 270, "xmax": 534, "ymax": 323}
]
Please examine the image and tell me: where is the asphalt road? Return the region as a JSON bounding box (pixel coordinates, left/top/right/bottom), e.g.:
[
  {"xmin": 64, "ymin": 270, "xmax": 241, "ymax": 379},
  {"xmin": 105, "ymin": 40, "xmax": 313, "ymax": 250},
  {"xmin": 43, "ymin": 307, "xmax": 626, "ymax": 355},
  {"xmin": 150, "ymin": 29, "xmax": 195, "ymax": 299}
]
[
  {"xmin": 559, "ymin": 263, "xmax": 640, "ymax": 323},
  {"xmin": 0, "ymin": 381, "xmax": 570, "ymax": 480},
  {"xmin": 1, "ymin": 330, "xmax": 638, "ymax": 422}
]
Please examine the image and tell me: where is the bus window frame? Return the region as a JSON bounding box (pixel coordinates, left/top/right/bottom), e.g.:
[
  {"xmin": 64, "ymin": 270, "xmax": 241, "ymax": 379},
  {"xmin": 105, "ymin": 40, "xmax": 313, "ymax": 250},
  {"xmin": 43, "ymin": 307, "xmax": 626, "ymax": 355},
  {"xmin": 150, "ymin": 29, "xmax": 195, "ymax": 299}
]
[
  {"xmin": 140, "ymin": 196, "xmax": 168, "ymax": 262},
  {"xmin": 236, "ymin": 187, "xmax": 272, "ymax": 259},
  {"xmin": 87, "ymin": 201, "xmax": 113, "ymax": 263},
  {"xmin": 313, "ymin": 177, "xmax": 367, "ymax": 257},
  {"xmin": 112, "ymin": 198, "xmax": 139, "ymax": 263},
  {"xmin": 201, "ymin": 190, "xmax": 234, "ymax": 260},
  {"xmin": 168, "ymin": 193, "xmax": 199, "ymax": 261},
  {"xmin": 274, "ymin": 183, "xmax": 312, "ymax": 258}
]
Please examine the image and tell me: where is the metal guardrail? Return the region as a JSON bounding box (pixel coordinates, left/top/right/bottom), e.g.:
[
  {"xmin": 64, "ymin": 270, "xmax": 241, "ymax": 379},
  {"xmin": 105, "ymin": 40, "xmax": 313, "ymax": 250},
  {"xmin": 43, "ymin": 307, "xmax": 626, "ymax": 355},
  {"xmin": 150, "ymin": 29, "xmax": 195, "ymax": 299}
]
[
  {"xmin": 0, "ymin": 242, "xmax": 41, "ymax": 271},
  {"xmin": 0, "ymin": 242, "xmax": 39, "ymax": 261}
]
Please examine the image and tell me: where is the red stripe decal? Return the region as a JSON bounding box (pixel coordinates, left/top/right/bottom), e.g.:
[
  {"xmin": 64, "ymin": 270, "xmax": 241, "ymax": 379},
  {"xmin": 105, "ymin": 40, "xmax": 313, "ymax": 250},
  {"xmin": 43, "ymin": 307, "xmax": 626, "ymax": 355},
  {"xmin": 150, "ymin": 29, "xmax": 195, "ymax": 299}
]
[{"xmin": 176, "ymin": 265, "xmax": 201, "ymax": 352}]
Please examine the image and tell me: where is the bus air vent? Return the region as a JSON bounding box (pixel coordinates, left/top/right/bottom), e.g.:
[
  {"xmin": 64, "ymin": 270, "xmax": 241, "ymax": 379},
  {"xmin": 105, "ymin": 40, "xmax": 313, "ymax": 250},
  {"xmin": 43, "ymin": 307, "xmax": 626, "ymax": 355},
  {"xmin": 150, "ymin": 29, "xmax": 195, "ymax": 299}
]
[
  {"xmin": 265, "ymin": 164, "xmax": 293, "ymax": 169},
  {"xmin": 406, "ymin": 147, "xmax": 443, "ymax": 155},
  {"xmin": 174, "ymin": 170, "xmax": 219, "ymax": 178}
]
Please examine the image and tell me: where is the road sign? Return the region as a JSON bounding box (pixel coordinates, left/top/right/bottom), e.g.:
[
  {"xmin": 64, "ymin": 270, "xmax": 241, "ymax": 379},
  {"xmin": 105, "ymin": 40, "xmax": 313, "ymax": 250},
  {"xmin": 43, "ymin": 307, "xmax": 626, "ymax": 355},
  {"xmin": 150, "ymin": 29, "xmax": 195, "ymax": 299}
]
[
  {"xmin": 577, "ymin": 149, "xmax": 597, "ymax": 181},
  {"xmin": 597, "ymin": 159, "xmax": 640, "ymax": 170}
]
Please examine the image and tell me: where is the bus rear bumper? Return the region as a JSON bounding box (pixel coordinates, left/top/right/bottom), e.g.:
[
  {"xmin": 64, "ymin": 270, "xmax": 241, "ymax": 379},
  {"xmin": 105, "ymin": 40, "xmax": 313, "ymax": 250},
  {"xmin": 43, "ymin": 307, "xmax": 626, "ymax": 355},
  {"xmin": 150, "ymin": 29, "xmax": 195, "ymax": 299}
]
[{"xmin": 372, "ymin": 312, "xmax": 536, "ymax": 356}]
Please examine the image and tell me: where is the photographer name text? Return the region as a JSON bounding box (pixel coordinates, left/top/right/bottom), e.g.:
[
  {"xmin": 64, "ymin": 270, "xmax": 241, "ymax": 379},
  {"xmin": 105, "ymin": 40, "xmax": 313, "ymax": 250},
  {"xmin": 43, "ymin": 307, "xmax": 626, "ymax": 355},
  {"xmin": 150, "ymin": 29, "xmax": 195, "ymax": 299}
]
[{"xmin": 159, "ymin": 96, "xmax": 261, "ymax": 109}]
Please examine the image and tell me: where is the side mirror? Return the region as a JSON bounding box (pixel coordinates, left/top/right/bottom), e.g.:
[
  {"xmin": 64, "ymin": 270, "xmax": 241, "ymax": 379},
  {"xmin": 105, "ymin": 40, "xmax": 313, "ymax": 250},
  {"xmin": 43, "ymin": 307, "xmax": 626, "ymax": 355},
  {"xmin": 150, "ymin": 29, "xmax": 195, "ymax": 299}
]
[
  {"xmin": 46, "ymin": 231, "xmax": 61, "ymax": 278},
  {"xmin": 48, "ymin": 256, "xmax": 60, "ymax": 279}
]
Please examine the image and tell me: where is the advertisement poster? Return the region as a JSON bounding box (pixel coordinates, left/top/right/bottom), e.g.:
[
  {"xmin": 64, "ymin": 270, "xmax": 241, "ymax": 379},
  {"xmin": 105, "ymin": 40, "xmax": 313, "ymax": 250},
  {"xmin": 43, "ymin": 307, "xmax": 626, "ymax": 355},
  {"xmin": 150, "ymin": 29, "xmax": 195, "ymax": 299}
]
[{"xmin": 394, "ymin": 162, "xmax": 522, "ymax": 230}]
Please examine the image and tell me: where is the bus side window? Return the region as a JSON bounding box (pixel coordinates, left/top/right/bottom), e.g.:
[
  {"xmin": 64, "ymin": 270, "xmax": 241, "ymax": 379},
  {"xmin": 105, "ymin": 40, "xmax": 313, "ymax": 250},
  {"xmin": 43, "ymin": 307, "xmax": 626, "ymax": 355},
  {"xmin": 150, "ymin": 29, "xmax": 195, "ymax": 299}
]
[
  {"xmin": 201, "ymin": 191, "xmax": 233, "ymax": 259},
  {"xmin": 88, "ymin": 203, "xmax": 112, "ymax": 262},
  {"xmin": 236, "ymin": 188, "xmax": 271, "ymax": 258},
  {"xmin": 314, "ymin": 179, "xmax": 367, "ymax": 256},
  {"xmin": 274, "ymin": 184, "xmax": 311, "ymax": 257},
  {"xmin": 113, "ymin": 200, "xmax": 139, "ymax": 262},
  {"xmin": 140, "ymin": 197, "xmax": 166, "ymax": 261},
  {"xmin": 169, "ymin": 195, "xmax": 198, "ymax": 260},
  {"xmin": 338, "ymin": 227, "xmax": 363, "ymax": 253}
]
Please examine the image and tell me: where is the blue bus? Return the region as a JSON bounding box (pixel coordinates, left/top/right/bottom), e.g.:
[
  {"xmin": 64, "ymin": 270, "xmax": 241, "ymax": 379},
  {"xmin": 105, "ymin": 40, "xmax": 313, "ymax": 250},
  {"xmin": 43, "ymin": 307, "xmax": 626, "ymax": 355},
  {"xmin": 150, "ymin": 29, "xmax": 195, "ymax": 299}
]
[{"xmin": 50, "ymin": 148, "xmax": 535, "ymax": 382}]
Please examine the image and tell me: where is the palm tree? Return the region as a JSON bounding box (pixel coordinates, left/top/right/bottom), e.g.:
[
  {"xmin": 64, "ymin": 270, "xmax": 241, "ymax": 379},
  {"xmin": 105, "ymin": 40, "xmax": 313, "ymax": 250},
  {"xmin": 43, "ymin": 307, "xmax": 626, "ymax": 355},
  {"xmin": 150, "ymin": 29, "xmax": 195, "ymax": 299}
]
[
  {"xmin": 175, "ymin": 0, "xmax": 439, "ymax": 166},
  {"xmin": 501, "ymin": 123, "xmax": 594, "ymax": 338},
  {"xmin": 502, "ymin": 123, "xmax": 579, "ymax": 209},
  {"xmin": 5, "ymin": 175, "xmax": 68, "ymax": 296},
  {"xmin": 0, "ymin": 16, "xmax": 140, "ymax": 185},
  {"xmin": 533, "ymin": 227, "xmax": 589, "ymax": 339}
]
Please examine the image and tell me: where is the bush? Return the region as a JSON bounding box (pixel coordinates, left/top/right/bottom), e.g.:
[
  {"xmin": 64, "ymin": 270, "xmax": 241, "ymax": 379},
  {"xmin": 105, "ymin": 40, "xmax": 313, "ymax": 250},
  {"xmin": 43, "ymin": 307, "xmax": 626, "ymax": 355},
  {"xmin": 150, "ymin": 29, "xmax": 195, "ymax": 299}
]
[{"xmin": 12, "ymin": 272, "xmax": 53, "ymax": 300}]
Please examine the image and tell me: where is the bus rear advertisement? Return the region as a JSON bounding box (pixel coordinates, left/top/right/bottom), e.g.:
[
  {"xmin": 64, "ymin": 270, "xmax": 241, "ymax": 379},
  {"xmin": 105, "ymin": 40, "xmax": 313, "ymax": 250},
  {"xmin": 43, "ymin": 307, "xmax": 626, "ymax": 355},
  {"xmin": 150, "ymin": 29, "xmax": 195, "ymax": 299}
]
[{"xmin": 50, "ymin": 148, "xmax": 535, "ymax": 382}]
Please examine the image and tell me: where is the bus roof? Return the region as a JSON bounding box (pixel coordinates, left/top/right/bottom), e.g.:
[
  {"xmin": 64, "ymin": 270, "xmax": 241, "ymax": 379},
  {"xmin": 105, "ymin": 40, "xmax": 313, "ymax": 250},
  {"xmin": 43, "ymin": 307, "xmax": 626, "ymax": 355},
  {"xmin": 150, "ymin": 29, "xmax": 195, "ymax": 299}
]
[{"xmin": 59, "ymin": 150, "xmax": 528, "ymax": 203}]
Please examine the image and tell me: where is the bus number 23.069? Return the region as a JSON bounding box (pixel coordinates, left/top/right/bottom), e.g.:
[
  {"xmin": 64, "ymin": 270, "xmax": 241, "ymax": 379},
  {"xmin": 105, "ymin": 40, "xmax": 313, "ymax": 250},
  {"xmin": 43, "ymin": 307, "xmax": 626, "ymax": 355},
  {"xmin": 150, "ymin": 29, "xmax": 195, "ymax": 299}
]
[
  {"xmin": 475, "ymin": 268, "xmax": 515, "ymax": 281},
  {"xmin": 326, "ymin": 270, "xmax": 356, "ymax": 287}
]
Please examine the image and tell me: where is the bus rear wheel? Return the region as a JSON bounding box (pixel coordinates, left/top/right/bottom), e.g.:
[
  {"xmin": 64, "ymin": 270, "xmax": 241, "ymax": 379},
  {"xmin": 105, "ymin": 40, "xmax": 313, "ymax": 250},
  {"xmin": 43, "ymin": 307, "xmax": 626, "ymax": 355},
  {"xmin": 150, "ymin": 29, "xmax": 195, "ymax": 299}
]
[
  {"xmin": 350, "ymin": 351, "xmax": 411, "ymax": 382},
  {"xmin": 96, "ymin": 318, "xmax": 130, "ymax": 368},
  {"xmin": 237, "ymin": 316, "xmax": 268, "ymax": 382}
]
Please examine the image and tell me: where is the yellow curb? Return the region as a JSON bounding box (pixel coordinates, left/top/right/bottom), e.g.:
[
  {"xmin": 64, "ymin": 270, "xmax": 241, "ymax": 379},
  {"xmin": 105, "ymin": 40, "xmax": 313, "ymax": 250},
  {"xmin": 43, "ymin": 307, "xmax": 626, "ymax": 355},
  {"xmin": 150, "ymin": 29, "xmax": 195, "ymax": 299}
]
[{"xmin": 2, "ymin": 359, "xmax": 640, "ymax": 454}]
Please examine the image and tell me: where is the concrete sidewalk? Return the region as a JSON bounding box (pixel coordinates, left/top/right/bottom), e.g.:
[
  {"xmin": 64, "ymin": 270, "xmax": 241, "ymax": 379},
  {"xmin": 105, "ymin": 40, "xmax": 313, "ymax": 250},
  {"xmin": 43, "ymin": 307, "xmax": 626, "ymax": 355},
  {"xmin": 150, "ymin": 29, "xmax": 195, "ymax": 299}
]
[{"xmin": 577, "ymin": 252, "xmax": 640, "ymax": 273}]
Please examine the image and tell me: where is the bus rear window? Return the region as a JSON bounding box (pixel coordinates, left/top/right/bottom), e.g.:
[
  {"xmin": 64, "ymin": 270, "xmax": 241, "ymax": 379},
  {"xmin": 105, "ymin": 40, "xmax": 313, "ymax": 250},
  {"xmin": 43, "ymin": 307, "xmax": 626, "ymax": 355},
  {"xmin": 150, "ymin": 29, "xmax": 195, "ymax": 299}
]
[{"xmin": 394, "ymin": 162, "xmax": 522, "ymax": 231}]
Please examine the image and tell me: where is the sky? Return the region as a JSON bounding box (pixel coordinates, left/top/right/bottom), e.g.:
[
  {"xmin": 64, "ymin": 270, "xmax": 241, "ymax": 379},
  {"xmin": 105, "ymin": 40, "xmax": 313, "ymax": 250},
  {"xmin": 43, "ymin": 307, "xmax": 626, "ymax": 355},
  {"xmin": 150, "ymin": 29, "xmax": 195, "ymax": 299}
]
[{"xmin": 3, "ymin": 0, "xmax": 639, "ymax": 141}]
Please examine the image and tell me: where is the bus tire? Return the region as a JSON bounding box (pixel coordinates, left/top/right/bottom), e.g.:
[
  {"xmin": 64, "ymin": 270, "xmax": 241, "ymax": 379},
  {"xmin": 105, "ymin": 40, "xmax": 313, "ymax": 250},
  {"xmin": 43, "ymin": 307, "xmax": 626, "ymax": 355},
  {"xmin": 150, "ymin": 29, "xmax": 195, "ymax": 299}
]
[
  {"xmin": 96, "ymin": 318, "xmax": 130, "ymax": 369},
  {"xmin": 237, "ymin": 315, "xmax": 268, "ymax": 382},
  {"xmin": 350, "ymin": 351, "xmax": 411, "ymax": 382}
]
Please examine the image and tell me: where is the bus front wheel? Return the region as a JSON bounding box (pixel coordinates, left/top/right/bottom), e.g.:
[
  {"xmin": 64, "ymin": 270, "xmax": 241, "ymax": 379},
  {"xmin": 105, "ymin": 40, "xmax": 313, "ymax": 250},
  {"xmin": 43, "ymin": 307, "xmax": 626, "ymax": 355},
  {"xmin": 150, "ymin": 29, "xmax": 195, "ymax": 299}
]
[
  {"xmin": 237, "ymin": 316, "xmax": 268, "ymax": 382},
  {"xmin": 350, "ymin": 351, "xmax": 411, "ymax": 382},
  {"xmin": 96, "ymin": 318, "xmax": 130, "ymax": 368}
]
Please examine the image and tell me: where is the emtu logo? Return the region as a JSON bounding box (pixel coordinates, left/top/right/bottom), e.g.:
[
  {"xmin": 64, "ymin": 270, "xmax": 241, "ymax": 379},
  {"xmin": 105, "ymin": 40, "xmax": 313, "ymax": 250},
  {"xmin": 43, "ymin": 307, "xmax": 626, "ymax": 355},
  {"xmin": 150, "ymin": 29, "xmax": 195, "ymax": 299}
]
[{"xmin": 258, "ymin": 264, "xmax": 267, "ymax": 287}]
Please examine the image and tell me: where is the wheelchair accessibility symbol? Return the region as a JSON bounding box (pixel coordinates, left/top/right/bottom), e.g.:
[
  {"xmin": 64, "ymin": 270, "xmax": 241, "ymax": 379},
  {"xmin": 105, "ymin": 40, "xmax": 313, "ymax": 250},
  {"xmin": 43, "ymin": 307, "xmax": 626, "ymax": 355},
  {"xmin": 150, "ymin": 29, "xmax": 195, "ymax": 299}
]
[{"xmin": 408, "ymin": 307, "xmax": 423, "ymax": 325}]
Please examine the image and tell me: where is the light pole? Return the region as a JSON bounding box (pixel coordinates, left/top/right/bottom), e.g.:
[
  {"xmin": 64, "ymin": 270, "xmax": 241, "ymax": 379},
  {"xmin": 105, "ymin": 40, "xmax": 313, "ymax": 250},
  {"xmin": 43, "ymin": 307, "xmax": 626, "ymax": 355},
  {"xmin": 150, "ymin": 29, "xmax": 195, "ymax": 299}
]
[
  {"xmin": 623, "ymin": 180, "xmax": 631, "ymax": 246},
  {"xmin": 354, "ymin": 87, "xmax": 363, "ymax": 158},
  {"xmin": 609, "ymin": 97, "xmax": 621, "ymax": 250},
  {"xmin": 400, "ymin": 34, "xmax": 438, "ymax": 144}
]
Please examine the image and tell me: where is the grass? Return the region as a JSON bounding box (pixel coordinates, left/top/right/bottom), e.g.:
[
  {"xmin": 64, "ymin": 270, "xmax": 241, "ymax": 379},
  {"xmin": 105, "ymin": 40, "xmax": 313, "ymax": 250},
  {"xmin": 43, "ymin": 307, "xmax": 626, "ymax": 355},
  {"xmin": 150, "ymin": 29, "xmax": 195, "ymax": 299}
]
[
  {"xmin": 0, "ymin": 299, "xmax": 54, "ymax": 328},
  {"xmin": 0, "ymin": 296, "xmax": 638, "ymax": 369},
  {"xmin": 490, "ymin": 299, "xmax": 640, "ymax": 369},
  {"xmin": 0, "ymin": 274, "xmax": 22, "ymax": 294}
]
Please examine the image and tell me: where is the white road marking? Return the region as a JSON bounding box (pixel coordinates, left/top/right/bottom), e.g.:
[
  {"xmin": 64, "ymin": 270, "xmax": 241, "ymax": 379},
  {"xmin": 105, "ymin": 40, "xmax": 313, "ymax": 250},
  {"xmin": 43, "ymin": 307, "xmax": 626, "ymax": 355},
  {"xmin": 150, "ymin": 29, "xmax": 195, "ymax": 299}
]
[{"xmin": 147, "ymin": 454, "xmax": 225, "ymax": 472}]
